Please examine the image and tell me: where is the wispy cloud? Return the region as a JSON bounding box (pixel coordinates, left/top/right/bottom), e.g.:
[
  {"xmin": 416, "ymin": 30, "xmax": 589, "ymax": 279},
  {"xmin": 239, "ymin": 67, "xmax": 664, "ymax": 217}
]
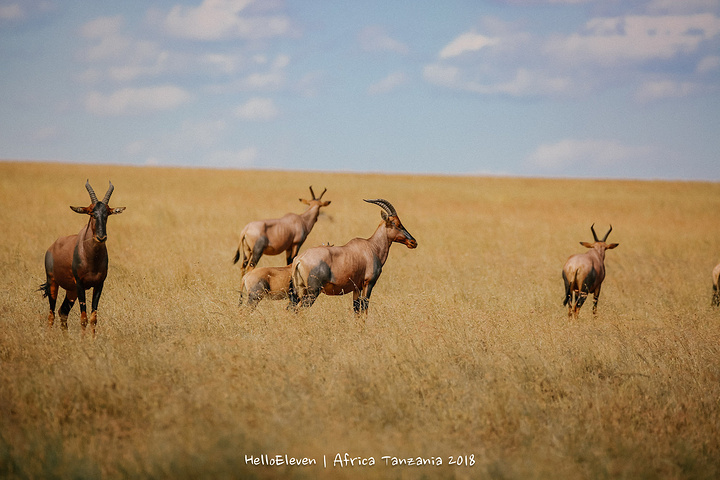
[
  {"xmin": 235, "ymin": 97, "xmax": 278, "ymax": 120},
  {"xmin": 634, "ymin": 80, "xmax": 702, "ymax": 102},
  {"xmin": 149, "ymin": 0, "xmax": 293, "ymax": 41},
  {"xmin": 525, "ymin": 138, "xmax": 661, "ymax": 177},
  {"xmin": 368, "ymin": 71, "xmax": 407, "ymax": 95},
  {"xmin": 358, "ymin": 26, "xmax": 409, "ymax": 54},
  {"xmin": 0, "ymin": 0, "xmax": 56, "ymax": 21},
  {"xmin": 425, "ymin": 9, "xmax": 720, "ymax": 101},
  {"xmin": 0, "ymin": 3, "xmax": 23, "ymax": 20},
  {"xmin": 439, "ymin": 32, "xmax": 499, "ymax": 58},
  {"xmin": 545, "ymin": 14, "xmax": 720, "ymax": 66},
  {"xmin": 85, "ymin": 85, "xmax": 191, "ymax": 116},
  {"xmin": 204, "ymin": 146, "xmax": 258, "ymax": 168}
]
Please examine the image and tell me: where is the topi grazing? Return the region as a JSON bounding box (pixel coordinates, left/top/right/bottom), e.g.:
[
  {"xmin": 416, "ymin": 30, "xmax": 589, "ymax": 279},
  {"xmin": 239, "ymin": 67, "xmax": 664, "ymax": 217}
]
[
  {"xmin": 233, "ymin": 186, "xmax": 330, "ymax": 278},
  {"xmin": 239, "ymin": 265, "xmax": 292, "ymax": 309},
  {"xmin": 288, "ymin": 198, "xmax": 417, "ymax": 314},
  {"xmin": 562, "ymin": 224, "xmax": 619, "ymax": 319},
  {"xmin": 39, "ymin": 180, "xmax": 125, "ymax": 334},
  {"xmin": 712, "ymin": 263, "xmax": 720, "ymax": 307}
]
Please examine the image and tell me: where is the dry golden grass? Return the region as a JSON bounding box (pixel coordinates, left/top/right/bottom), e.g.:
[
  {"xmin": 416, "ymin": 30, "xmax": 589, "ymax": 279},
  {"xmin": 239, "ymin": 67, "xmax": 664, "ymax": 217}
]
[{"xmin": 1, "ymin": 160, "xmax": 720, "ymax": 479}]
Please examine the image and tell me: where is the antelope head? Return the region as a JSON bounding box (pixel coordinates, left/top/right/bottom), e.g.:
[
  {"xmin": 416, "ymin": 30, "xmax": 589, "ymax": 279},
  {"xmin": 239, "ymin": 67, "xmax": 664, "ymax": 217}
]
[
  {"xmin": 364, "ymin": 198, "xmax": 417, "ymax": 249},
  {"xmin": 70, "ymin": 180, "xmax": 126, "ymax": 243},
  {"xmin": 299, "ymin": 186, "xmax": 331, "ymax": 208},
  {"xmin": 580, "ymin": 224, "xmax": 619, "ymax": 253}
]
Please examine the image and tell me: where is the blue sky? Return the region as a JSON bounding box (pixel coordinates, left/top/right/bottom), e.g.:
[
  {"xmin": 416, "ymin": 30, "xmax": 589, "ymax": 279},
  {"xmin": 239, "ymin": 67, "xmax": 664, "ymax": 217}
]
[{"xmin": 1, "ymin": 0, "xmax": 719, "ymax": 180}]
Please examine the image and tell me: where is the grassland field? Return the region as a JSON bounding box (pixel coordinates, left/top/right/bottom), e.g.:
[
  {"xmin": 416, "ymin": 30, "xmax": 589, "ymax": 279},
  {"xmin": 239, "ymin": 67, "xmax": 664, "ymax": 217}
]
[{"xmin": 1, "ymin": 160, "xmax": 720, "ymax": 479}]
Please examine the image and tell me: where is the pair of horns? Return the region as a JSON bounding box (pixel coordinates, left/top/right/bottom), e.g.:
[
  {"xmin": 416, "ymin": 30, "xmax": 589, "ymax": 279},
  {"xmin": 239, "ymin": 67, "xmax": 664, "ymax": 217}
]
[
  {"xmin": 309, "ymin": 186, "xmax": 327, "ymax": 201},
  {"xmin": 591, "ymin": 223, "xmax": 612, "ymax": 242},
  {"xmin": 364, "ymin": 198, "xmax": 397, "ymax": 217},
  {"xmin": 85, "ymin": 180, "xmax": 114, "ymax": 205}
]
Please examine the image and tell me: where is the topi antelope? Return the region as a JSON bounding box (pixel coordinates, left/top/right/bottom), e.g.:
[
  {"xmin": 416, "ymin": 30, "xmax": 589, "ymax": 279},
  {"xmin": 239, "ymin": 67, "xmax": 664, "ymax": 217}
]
[
  {"xmin": 288, "ymin": 198, "xmax": 417, "ymax": 314},
  {"xmin": 40, "ymin": 180, "xmax": 125, "ymax": 334},
  {"xmin": 712, "ymin": 263, "xmax": 720, "ymax": 307},
  {"xmin": 562, "ymin": 224, "xmax": 619, "ymax": 318},
  {"xmin": 233, "ymin": 186, "xmax": 331, "ymax": 277},
  {"xmin": 239, "ymin": 265, "xmax": 292, "ymax": 309}
]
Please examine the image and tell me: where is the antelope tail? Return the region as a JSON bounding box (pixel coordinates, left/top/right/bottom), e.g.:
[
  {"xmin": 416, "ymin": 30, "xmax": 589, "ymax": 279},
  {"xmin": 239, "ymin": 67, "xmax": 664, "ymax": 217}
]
[
  {"xmin": 233, "ymin": 234, "xmax": 247, "ymax": 266},
  {"xmin": 38, "ymin": 282, "xmax": 51, "ymax": 298},
  {"xmin": 562, "ymin": 269, "xmax": 577, "ymax": 306},
  {"xmin": 287, "ymin": 263, "xmax": 304, "ymax": 310}
]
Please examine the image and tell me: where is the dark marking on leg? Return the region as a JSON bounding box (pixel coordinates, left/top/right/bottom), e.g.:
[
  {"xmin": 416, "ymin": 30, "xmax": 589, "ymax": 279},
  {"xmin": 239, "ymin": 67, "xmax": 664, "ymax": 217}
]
[
  {"xmin": 250, "ymin": 237, "xmax": 268, "ymax": 269},
  {"xmin": 353, "ymin": 298, "xmax": 369, "ymax": 313},
  {"xmin": 287, "ymin": 278, "xmax": 299, "ymax": 310}
]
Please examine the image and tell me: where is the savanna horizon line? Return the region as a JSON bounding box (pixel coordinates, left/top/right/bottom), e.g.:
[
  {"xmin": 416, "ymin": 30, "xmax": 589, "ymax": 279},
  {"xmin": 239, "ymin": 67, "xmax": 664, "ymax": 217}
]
[{"xmin": 2, "ymin": 158, "xmax": 715, "ymax": 185}]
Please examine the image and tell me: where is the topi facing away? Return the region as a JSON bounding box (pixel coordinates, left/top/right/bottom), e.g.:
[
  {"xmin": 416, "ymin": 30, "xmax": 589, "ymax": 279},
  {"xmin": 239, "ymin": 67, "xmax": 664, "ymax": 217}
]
[
  {"xmin": 40, "ymin": 180, "xmax": 125, "ymax": 335},
  {"xmin": 239, "ymin": 265, "xmax": 292, "ymax": 310},
  {"xmin": 233, "ymin": 186, "xmax": 330, "ymax": 278},
  {"xmin": 288, "ymin": 198, "xmax": 417, "ymax": 314},
  {"xmin": 562, "ymin": 224, "xmax": 619, "ymax": 319},
  {"xmin": 712, "ymin": 263, "xmax": 720, "ymax": 307}
]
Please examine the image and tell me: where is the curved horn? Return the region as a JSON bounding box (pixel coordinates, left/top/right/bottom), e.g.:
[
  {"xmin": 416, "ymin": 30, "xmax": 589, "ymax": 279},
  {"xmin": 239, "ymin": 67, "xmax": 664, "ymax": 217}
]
[
  {"xmin": 590, "ymin": 223, "xmax": 599, "ymax": 242},
  {"xmin": 364, "ymin": 198, "xmax": 397, "ymax": 217},
  {"xmin": 102, "ymin": 181, "xmax": 114, "ymax": 205},
  {"xmin": 318, "ymin": 187, "xmax": 327, "ymax": 200},
  {"xmin": 85, "ymin": 180, "xmax": 99, "ymax": 204},
  {"xmin": 602, "ymin": 225, "xmax": 612, "ymax": 242}
]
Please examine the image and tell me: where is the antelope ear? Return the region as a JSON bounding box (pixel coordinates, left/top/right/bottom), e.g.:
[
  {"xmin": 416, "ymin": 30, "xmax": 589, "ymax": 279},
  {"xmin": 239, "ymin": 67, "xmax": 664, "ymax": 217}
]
[
  {"xmin": 322, "ymin": 201, "xmax": 331, "ymax": 207},
  {"xmin": 606, "ymin": 243, "xmax": 619, "ymax": 249},
  {"xmin": 580, "ymin": 241, "xmax": 593, "ymax": 248},
  {"xmin": 299, "ymin": 198, "xmax": 310, "ymax": 205},
  {"xmin": 381, "ymin": 211, "xmax": 389, "ymax": 221},
  {"xmin": 70, "ymin": 206, "xmax": 91, "ymax": 214},
  {"xmin": 110, "ymin": 207, "xmax": 126, "ymax": 215}
]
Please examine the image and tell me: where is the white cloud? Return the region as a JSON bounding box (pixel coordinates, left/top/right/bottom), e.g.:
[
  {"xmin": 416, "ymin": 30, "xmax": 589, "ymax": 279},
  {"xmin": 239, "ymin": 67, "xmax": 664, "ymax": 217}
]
[
  {"xmin": 234, "ymin": 97, "xmax": 278, "ymax": 120},
  {"xmin": 545, "ymin": 14, "xmax": 720, "ymax": 66},
  {"xmin": 439, "ymin": 32, "xmax": 499, "ymax": 58},
  {"xmin": 359, "ymin": 26, "xmax": 409, "ymax": 54},
  {"xmin": 85, "ymin": 85, "xmax": 191, "ymax": 116},
  {"xmin": 424, "ymin": 64, "xmax": 570, "ymax": 97},
  {"xmin": 155, "ymin": 0, "xmax": 291, "ymax": 41},
  {"xmin": 240, "ymin": 72, "xmax": 284, "ymax": 90},
  {"xmin": 368, "ymin": 72, "xmax": 407, "ymax": 95},
  {"xmin": 425, "ymin": 10, "xmax": 720, "ymax": 101},
  {"xmin": 80, "ymin": 16, "xmax": 132, "ymax": 61},
  {"xmin": 526, "ymin": 139, "xmax": 657, "ymax": 171},
  {"xmin": 79, "ymin": 14, "xmax": 250, "ymax": 83},
  {"xmin": 206, "ymin": 54, "xmax": 289, "ymax": 93}
]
